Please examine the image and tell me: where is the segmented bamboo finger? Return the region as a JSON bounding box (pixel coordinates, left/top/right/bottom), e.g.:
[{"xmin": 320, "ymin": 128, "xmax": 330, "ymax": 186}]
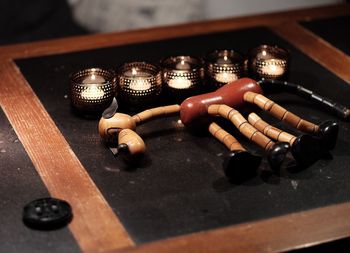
[
  {"xmin": 208, "ymin": 104, "xmax": 274, "ymax": 150},
  {"xmin": 244, "ymin": 92, "xmax": 319, "ymax": 133},
  {"xmin": 209, "ymin": 122, "xmax": 245, "ymax": 151},
  {"xmin": 248, "ymin": 113, "xmax": 297, "ymax": 145},
  {"xmin": 132, "ymin": 104, "xmax": 180, "ymax": 124}
]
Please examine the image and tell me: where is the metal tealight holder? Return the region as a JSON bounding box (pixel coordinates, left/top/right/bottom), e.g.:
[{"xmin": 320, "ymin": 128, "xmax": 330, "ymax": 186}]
[
  {"xmin": 117, "ymin": 62, "xmax": 162, "ymax": 109},
  {"xmin": 70, "ymin": 68, "xmax": 116, "ymax": 115},
  {"xmin": 161, "ymin": 55, "xmax": 204, "ymax": 101},
  {"xmin": 248, "ymin": 44, "xmax": 289, "ymax": 80},
  {"xmin": 205, "ymin": 50, "xmax": 245, "ymax": 89}
]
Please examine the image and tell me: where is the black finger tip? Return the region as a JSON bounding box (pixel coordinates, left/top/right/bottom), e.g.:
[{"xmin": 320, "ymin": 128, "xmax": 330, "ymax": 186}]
[
  {"xmin": 223, "ymin": 151, "xmax": 261, "ymax": 180},
  {"xmin": 318, "ymin": 120, "xmax": 339, "ymax": 151},
  {"xmin": 267, "ymin": 142, "xmax": 290, "ymax": 172},
  {"xmin": 291, "ymin": 135, "xmax": 321, "ymax": 166}
]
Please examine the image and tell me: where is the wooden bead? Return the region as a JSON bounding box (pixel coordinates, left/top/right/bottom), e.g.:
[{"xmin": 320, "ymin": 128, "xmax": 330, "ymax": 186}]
[
  {"xmin": 208, "ymin": 104, "xmax": 275, "ymax": 151},
  {"xmin": 98, "ymin": 113, "xmax": 136, "ymax": 141},
  {"xmin": 244, "ymin": 92, "xmax": 319, "ymax": 134},
  {"xmin": 248, "ymin": 113, "xmax": 296, "ymax": 145},
  {"xmin": 209, "ymin": 122, "xmax": 245, "ymax": 151},
  {"xmin": 244, "ymin": 92, "xmax": 273, "ymax": 111}
]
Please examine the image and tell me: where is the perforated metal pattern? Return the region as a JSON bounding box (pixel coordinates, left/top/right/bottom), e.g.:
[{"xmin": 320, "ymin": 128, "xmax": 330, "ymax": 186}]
[
  {"xmin": 248, "ymin": 45, "xmax": 289, "ymax": 80},
  {"xmin": 117, "ymin": 62, "xmax": 162, "ymax": 107},
  {"xmin": 70, "ymin": 68, "xmax": 116, "ymax": 113},
  {"xmin": 161, "ymin": 56, "xmax": 204, "ymax": 98},
  {"xmin": 205, "ymin": 50, "xmax": 244, "ymax": 89}
]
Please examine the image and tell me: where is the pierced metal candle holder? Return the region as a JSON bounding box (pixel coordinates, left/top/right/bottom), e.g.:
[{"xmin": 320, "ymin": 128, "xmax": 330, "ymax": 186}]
[
  {"xmin": 205, "ymin": 50, "xmax": 244, "ymax": 89},
  {"xmin": 161, "ymin": 55, "xmax": 204, "ymax": 99},
  {"xmin": 117, "ymin": 62, "xmax": 162, "ymax": 108},
  {"xmin": 70, "ymin": 68, "xmax": 116, "ymax": 114},
  {"xmin": 248, "ymin": 45, "xmax": 289, "ymax": 80}
]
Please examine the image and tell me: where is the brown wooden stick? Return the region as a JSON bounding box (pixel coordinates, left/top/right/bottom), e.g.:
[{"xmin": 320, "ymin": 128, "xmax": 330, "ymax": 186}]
[
  {"xmin": 208, "ymin": 122, "xmax": 245, "ymax": 151},
  {"xmin": 208, "ymin": 104, "xmax": 274, "ymax": 151},
  {"xmin": 132, "ymin": 104, "xmax": 180, "ymax": 124},
  {"xmin": 244, "ymin": 92, "xmax": 319, "ymax": 133},
  {"xmin": 248, "ymin": 113, "xmax": 297, "ymax": 145}
]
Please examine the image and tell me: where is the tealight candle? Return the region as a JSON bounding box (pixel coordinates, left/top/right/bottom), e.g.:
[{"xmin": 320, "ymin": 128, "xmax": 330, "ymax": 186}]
[
  {"xmin": 81, "ymin": 74, "xmax": 106, "ymax": 84},
  {"xmin": 216, "ymin": 55, "xmax": 232, "ymax": 64},
  {"xmin": 161, "ymin": 56, "xmax": 204, "ymax": 99},
  {"xmin": 248, "ymin": 45, "xmax": 289, "ymax": 80},
  {"xmin": 260, "ymin": 59, "xmax": 285, "ymax": 76},
  {"xmin": 80, "ymin": 85, "xmax": 105, "ymax": 99},
  {"xmin": 168, "ymin": 78, "xmax": 192, "ymax": 89},
  {"xmin": 125, "ymin": 67, "xmax": 152, "ymax": 91},
  {"xmin": 205, "ymin": 50, "xmax": 244, "ymax": 89},
  {"xmin": 70, "ymin": 68, "xmax": 116, "ymax": 115},
  {"xmin": 175, "ymin": 60, "xmax": 191, "ymax": 70},
  {"xmin": 214, "ymin": 72, "xmax": 238, "ymax": 83},
  {"xmin": 117, "ymin": 62, "xmax": 162, "ymax": 107}
]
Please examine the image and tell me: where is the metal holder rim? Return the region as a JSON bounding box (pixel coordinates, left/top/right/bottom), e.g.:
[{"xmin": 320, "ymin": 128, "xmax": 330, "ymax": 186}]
[
  {"xmin": 161, "ymin": 56, "xmax": 205, "ymax": 93},
  {"xmin": 161, "ymin": 55, "xmax": 204, "ymax": 72},
  {"xmin": 117, "ymin": 62, "xmax": 162, "ymax": 107},
  {"xmin": 69, "ymin": 68, "xmax": 117, "ymax": 114},
  {"xmin": 205, "ymin": 49, "xmax": 244, "ymax": 67},
  {"xmin": 205, "ymin": 50, "xmax": 245, "ymax": 88},
  {"xmin": 248, "ymin": 44, "xmax": 290, "ymax": 80},
  {"xmin": 248, "ymin": 44, "xmax": 289, "ymax": 60}
]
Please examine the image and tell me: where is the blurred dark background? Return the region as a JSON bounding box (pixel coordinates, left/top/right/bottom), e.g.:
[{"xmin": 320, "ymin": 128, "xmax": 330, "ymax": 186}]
[{"xmin": 0, "ymin": 0, "xmax": 345, "ymax": 46}]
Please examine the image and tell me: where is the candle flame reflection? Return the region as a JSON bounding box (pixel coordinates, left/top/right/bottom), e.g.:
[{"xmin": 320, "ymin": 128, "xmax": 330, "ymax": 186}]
[{"xmin": 81, "ymin": 86, "xmax": 105, "ymax": 99}]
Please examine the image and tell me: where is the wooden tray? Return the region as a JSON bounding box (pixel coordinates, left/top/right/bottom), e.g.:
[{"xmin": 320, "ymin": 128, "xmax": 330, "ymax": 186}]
[{"xmin": 0, "ymin": 4, "xmax": 350, "ymax": 253}]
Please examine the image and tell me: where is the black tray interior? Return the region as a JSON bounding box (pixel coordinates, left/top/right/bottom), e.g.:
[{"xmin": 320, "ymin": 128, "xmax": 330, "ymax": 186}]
[
  {"xmin": 15, "ymin": 27, "xmax": 350, "ymax": 244},
  {"xmin": 300, "ymin": 15, "xmax": 350, "ymax": 55}
]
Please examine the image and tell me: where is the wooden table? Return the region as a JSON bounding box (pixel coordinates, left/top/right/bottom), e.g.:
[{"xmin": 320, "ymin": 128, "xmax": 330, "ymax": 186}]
[{"xmin": 1, "ymin": 4, "xmax": 350, "ymax": 253}]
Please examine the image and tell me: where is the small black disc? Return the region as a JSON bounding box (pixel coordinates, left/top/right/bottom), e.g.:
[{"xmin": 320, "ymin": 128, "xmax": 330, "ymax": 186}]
[{"xmin": 23, "ymin": 198, "xmax": 73, "ymax": 230}]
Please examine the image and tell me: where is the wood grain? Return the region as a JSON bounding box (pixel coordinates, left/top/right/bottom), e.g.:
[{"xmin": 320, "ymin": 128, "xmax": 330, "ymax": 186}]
[
  {"xmin": 132, "ymin": 104, "xmax": 180, "ymax": 124},
  {"xmin": 208, "ymin": 122, "xmax": 245, "ymax": 151},
  {"xmin": 110, "ymin": 201, "xmax": 350, "ymax": 253},
  {"xmin": 208, "ymin": 104, "xmax": 274, "ymax": 150},
  {"xmin": 244, "ymin": 92, "xmax": 319, "ymax": 133},
  {"xmin": 0, "ymin": 4, "xmax": 350, "ymax": 253},
  {"xmin": 271, "ymin": 22, "xmax": 350, "ymax": 84},
  {"xmin": 118, "ymin": 129, "xmax": 146, "ymax": 156},
  {"xmin": 0, "ymin": 4, "xmax": 349, "ymax": 60},
  {"xmin": 0, "ymin": 60, "xmax": 135, "ymax": 253},
  {"xmin": 248, "ymin": 112, "xmax": 297, "ymax": 144}
]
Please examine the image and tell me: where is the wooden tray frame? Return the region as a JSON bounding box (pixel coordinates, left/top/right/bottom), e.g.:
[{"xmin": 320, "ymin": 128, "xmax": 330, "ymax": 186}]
[{"xmin": 0, "ymin": 4, "xmax": 349, "ymax": 253}]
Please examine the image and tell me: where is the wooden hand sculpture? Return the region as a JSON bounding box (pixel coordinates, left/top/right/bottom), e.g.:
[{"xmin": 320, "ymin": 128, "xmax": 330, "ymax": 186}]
[
  {"xmin": 180, "ymin": 78, "xmax": 289, "ymax": 171},
  {"xmin": 99, "ymin": 77, "xmax": 338, "ymax": 176},
  {"xmin": 243, "ymin": 92, "xmax": 339, "ymax": 153}
]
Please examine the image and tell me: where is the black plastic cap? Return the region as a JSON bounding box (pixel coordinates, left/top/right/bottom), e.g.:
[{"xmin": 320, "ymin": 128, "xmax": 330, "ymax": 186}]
[
  {"xmin": 318, "ymin": 120, "xmax": 339, "ymax": 151},
  {"xmin": 23, "ymin": 198, "xmax": 73, "ymax": 230},
  {"xmin": 291, "ymin": 134, "xmax": 321, "ymax": 166},
  {"xmin": 267, "ymin": 142, "xmax": 290, "ymax": 172},
  {"xmin": 223, "ymin": 151, "xmax": 261, "ymax": 181}
]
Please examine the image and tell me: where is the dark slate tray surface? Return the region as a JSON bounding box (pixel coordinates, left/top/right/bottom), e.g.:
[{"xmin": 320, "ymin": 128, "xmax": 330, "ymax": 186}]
[{"xmin": 15, "ymin": 27, "xmax": 350, "ymax": 244}]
